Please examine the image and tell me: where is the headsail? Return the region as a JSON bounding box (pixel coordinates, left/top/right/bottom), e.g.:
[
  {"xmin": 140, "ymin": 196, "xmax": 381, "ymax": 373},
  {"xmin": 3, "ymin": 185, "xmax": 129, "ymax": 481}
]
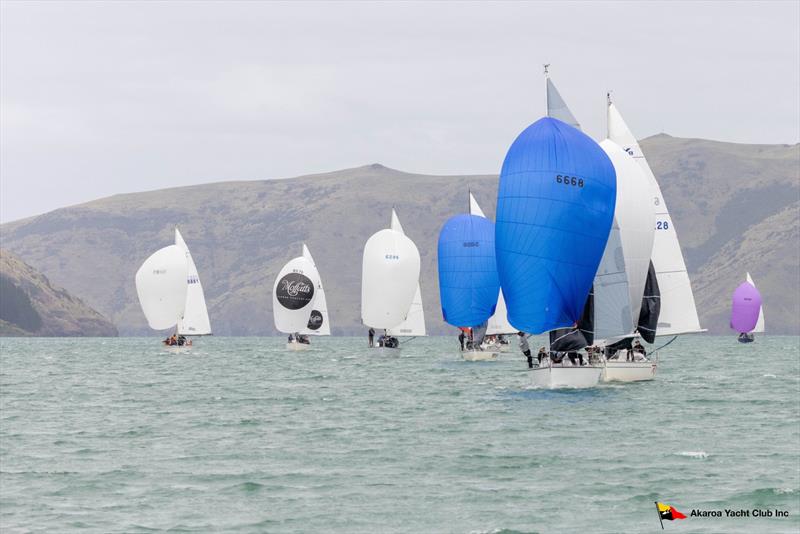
[
  {"xmin": 599, "ymin": 139, "xmax": 655, "ymax": 326},
  {"xmin": 298, "ymin": 244, "xmax": 331, "ymax": 336},
  {"xmin": 437, "ymin": 193, "xmax": 500, "ymax": 327},
  {"xmin": 361, "ymin": 210, "xmax": 421, "ymax": 329},
  {"xmin": 174, "ymin": 228, "xmax": 212, "ymax": 336},
  {"xmin": 636, "ymin": 261, "xmax": 661, "ymax": 343},
  {"xmin": 273, "ymin": 249, "xmax": 320, "ymax": 334},
  {"xmin": 135, "ymin": 245, "xmax": 189, "ymax": 331},
  {"xmin": 745, "ymin": 272, "xmax": 765, "ymax": 333},
  {"xmin": 607, "ymin": 100, "xmax": 702, "ymax": 336},
  {"xmin": 495, "ymin": 116, "xmax": 617, "ymax": 334},
  {"xmin": 387, "ymin": 283, "xmax": 426, "ymax": 337},
  {"xmin": 486, "ymin": 290, "xmax": 516, "ymax": 335}
]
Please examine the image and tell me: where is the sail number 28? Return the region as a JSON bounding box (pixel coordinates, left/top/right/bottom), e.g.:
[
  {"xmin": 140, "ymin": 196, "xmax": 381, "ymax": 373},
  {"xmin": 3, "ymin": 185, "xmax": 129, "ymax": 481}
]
[
  {"xmin": 556, "ymin": 175, "xmax": 584, "ymax": 188},
  {"xmin": 656, "ymin": 221, "xmax": 669, "ymax": 230}
]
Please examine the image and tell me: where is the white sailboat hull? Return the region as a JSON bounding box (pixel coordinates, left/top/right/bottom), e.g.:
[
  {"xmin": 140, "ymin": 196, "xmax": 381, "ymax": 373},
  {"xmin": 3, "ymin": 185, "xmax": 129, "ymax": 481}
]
[
  {"xmin": 601, "ymin": 360, "xmax": 657, "ymax": 382},
  {"xmin": 286, "ymin": 341, "xmax": 311, "ymax": 351},
  {"xmin": 461, "ymin": 349, "xmax": 498, "ymax": 361},
  {"xmin": 529, "ymin": 364, "xmax": 602, "ymax": 389}
]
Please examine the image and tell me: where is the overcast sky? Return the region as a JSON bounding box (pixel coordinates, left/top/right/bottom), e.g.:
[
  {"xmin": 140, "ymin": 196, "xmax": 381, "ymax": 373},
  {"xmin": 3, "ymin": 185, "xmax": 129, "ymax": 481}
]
[{"xmin": 1, "ymin": 1, "xmax": 798, "ymax": 223}]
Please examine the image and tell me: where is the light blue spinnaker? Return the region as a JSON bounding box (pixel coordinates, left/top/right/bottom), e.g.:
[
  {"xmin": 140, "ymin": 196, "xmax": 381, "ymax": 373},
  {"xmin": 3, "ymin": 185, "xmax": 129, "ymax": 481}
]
[
  {"xmin": 437, "ymin": 210, "xmax": 500, "ymax": 327},
  {"xmin": 495, "ymin": 117, "xmax": 617, "ymax": 334}
]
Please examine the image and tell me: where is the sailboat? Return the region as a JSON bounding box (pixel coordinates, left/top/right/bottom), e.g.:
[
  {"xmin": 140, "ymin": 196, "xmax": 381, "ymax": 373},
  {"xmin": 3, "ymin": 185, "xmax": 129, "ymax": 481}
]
[
  {"xmin": 731, "ymin": 272, "xmax": 764, "ymax": 343},
  {"xmin": 135, "ymin": 227, "xmax": 212, "ymax": 349},
  {"xmin": 606, "ymin": 96, "xmax": 705, "ymax": 368},
  {"xmin": 438, "ymin": 192, "xmax": 501, "ymax": 361},
  {"xmin": 495, "ymin": 70, "xmax": 617, "ymax": 388},
  {"xmin": 361, "ymin": 209, "xmax": 424, "ymax": 351},
  {"xmin": 273, "ymin": 244, "xmax": 330, "ymax": 350}
]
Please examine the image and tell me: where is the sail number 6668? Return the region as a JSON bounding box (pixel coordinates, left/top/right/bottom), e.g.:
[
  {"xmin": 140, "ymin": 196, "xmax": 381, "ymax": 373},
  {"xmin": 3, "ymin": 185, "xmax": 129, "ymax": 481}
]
[{"xmin": 556, "ymin": 175, "xmax": 584, "ymax": 188}]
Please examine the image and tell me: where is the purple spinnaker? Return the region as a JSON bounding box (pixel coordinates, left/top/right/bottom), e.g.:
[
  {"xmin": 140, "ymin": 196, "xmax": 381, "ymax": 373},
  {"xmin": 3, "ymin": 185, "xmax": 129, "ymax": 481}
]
[{"xmin": 730, "ymin": 282, "xmax": 762, "ymax": 333}]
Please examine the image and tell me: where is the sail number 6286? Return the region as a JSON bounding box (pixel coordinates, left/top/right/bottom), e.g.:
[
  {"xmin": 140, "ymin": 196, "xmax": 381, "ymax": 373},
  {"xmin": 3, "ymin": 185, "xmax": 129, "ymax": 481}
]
[{"xmin": 556, "ymin": 175, "xmax": 584, "ymax": 188}]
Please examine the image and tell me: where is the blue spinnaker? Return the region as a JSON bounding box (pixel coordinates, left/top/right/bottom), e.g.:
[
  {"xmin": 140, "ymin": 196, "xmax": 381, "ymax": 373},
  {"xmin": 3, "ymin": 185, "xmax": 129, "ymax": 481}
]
[
  {"xmin": 438, "ymin": 214, "xmax": 500, "ymax": 327},
  {"xmin": 495, "ymin": 117, "xmax": 616, "ymax": 333}
]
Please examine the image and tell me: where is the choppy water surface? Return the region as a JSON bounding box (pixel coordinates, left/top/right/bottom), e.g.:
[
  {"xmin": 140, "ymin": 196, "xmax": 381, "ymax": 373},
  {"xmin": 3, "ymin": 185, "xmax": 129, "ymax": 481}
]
[{"xmin": 1, "ymin": 336, "xmax": 798, "ymax": 533}]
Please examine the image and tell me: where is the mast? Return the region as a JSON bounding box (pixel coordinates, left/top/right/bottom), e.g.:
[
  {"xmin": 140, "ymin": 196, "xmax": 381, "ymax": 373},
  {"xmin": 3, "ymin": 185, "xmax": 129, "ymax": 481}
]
[{"xmin": 543, "ymin": 63, "xmax": 550, "ymax": 116}]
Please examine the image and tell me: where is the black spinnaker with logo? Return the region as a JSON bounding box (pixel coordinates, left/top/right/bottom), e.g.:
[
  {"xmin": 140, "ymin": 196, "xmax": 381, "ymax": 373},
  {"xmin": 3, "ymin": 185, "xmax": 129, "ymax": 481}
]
[{"xmin": 276, "ymin": 273, "xmax": 315, "ymax": 310}]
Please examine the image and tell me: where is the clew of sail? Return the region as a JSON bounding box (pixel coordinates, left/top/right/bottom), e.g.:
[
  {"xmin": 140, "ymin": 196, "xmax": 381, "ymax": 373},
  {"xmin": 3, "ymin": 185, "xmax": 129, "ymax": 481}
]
[
  {"xmin": 607, "ymin": 101, "xmax": 702, "ymax": 336},
  {"xmin": 135, "ymin": 244, "xmax": 189, "ymax": 331},
  {"xmin": 174, "ymin": 228, "xmax": 212, "ymax": 336}
]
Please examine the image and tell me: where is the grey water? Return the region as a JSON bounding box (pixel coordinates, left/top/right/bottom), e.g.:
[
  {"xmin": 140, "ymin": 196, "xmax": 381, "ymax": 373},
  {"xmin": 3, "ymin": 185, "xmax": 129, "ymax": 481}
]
[{"xmin": 1, "ymin": 336, "xmax": 798, "ymax": 533}]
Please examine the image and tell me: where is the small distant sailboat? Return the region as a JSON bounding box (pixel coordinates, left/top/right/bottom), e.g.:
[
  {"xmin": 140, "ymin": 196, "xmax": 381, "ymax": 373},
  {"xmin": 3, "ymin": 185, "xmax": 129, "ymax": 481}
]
[
  {"xmin": 135, "ymin": 227, "xmax": 212, "ymax": 349},
  {"xmin": 437, "ymin": 192, "xmax": 501, "ymax": 361},
  {"xmin": 731, "ymin": 272, "xmax": 764, "ymax": 343},
  {"xmin": 273, "ymin": 244, "xmax": 330, "ymax": 350},
  {"xmin": 361, "ymin": 209, "xmax": 425, "ymax": 351},
  {"xmin": 495, "ymin": 69, "xmax": 617, "ymax": 388}
]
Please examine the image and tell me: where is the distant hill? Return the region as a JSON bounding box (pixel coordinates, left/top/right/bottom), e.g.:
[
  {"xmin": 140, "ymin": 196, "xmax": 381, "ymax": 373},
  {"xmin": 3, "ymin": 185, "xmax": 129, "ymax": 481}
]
[
  {"xmin": 1, "ymin": 135, "xmax": 798, "ymax": 336},
  {"xmin": 0, "ymin": 249, "xmax": 118, "ymax": 336}
]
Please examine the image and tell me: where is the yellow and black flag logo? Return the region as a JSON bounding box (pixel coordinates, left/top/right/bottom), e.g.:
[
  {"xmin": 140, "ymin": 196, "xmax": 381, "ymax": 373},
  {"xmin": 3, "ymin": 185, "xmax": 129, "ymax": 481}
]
[{"xmin": 656, "ymin": 501, "xmax": 687, "ymax": 528}]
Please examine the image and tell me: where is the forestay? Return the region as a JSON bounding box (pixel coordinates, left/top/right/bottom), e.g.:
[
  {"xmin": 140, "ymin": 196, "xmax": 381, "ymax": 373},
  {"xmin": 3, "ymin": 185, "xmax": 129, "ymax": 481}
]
[
  {"xmin": 135, "ymin": 245, "xmax": 189, "ymax": 330},
  {"xmin": 361, "ymin": 209, "xmax": 421, "ymax": 329},
  {"xmin": 174, "ymin": 228, "xmax": 212, "ymax": 336},
  {"xmin": 495, "ymin": 117, "xmax": 617, "ymax": 334},
  {"xmin": 607, "ymin": 101, "xmax": 702, "ymax": 336}
]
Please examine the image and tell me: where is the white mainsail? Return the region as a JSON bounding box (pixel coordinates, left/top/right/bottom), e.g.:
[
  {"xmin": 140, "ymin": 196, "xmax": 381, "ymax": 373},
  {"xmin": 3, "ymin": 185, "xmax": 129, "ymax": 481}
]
[
  {"xmin": 486, "ymin": 289, "xmax": 516, "ymax": 335},
  {"xmin": 746, "ymin": 272, "xmax": 765, "ymax": 333},
  {"xmin": 298, "ymin": 244, "xmax": 331, "ymax": 336},
  {"xmin": 361, "ymin": 209, "xmax": 421, "ymax": 329},
  {"xmin": 273, "ymin": 249, "xmax": 321, "ymax": 334},
  {"xmin": 608, "ymin": 100, "xmax": 703, "ymax": 336},
  {"xmin": 135, "ymin": 245, "xmax": 189, "ymax": 330},
  {"xmin": 546, "ymin": 74, "xmax": 581, "ymax": 129},
  {"xmin": 387, "ymin": 283, "xmax": 426, "ymax": 336},
  {"xmin": 174, "ymin": 228, "xmax": 212, "ymax": 336}
]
